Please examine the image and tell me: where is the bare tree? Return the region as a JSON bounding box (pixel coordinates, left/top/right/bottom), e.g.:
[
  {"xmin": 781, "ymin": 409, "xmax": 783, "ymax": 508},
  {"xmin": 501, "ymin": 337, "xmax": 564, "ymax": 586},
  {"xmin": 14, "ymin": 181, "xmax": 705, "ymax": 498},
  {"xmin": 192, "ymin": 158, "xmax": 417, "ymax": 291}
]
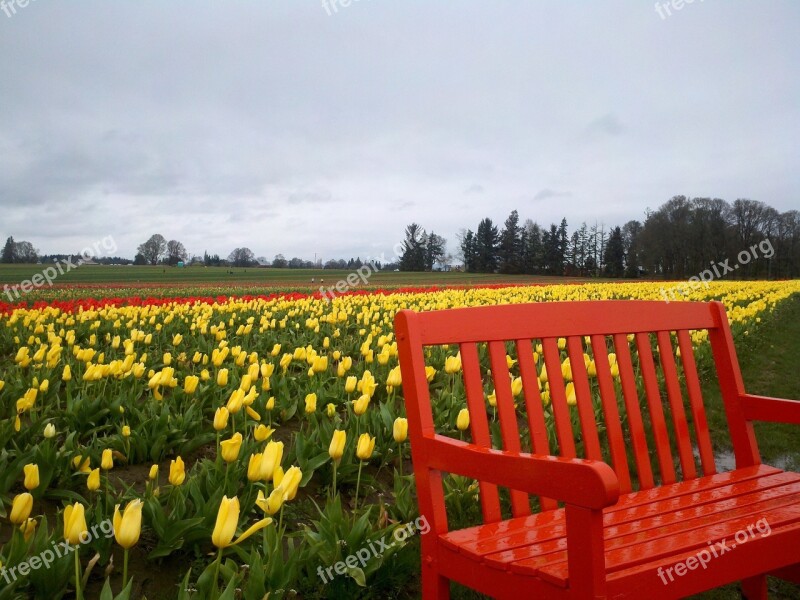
[
  {"xmin": 166, "ymin": 240, "xmax": 189, "ymax": 265},
  {"xmin": 228, "ymin": 247, "xmax": 256, "ymax": 267},
  {"xmin": 137, "ymin": 234, "xmax": 167, "ymax": 265}
]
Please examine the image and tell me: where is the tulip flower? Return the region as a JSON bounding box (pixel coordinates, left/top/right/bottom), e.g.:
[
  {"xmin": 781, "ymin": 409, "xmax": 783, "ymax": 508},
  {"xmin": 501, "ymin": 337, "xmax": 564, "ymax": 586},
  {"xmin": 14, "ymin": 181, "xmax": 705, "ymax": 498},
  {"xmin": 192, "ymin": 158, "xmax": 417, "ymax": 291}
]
[
  {"xmin": 354, "ymin": 433, "xmax": 375, "ymax": 509},
  {"xmin": 344, "ymin": 376, "xmax": 358, "ymax": 394},
  {"xmin": 101, "ymin": 449, "xmax": 114, "ymax": 470},
  {"xmin": 72, "ymin": 455, "xmax": 91, "ymax": 473},
  {"xmin": 64, "ymin": 502, "xmax": 88, "ymax": 599},
  {"xmin": 565, "ymin": 382, "xmax": 577, "ymax": 406},
  {"xmin": 456, "ymin": 408, "xmax": 470, "ymax": 432},
  {"xmin": 329, "ymin": 429, "xmax": 346, "ymax": 494},
  {"xmin": 276, "ymin": 466, "xmax": 302, "ymax": 501},
  {"xmin": 169, "ymin": 456, "xmax": 186, "ymax": 486},
  {"xmin": 266, "ymin": 396, "xmax": 276, "ymax": 411},
  {"xmin": 217, "ymin": 368, "xmax": 229, "ymax": 386},
  {"xmin": 254, "ymin": 424, "xmax": 274, "ymax": 442},
  {"xmin": 304, "ymin": 393, "xmax": 317, "ymax": 414},
  {"xmin": 87, "ymin": 468, "xmax": 101, "ymax": 491},
  {"xmin": 183, "ymin": 375, "xmax": 199, "ymax": 395},
  {"xmin": 255, "ymin": 488, "xmax": 284, "ymax": 516},
  {"xmin": 246, "ymin": 453, "xmax": 263, "ymax": 482},
  {"xmin": 393, "ymin": 417, "xmax": 408, "ymax": 443},
  {"xmin": 9, "ymin": 493, "xmax": 33, "ymax": 525},
  {"xmin": 114, "ymin": 499, "xmax": 144, "ymax": 587},
  {"xmin": 212, "ymin": 495, "xmax": 272, "ymax": 549},
  {"xmin": 213, "ymin": 407, "xmax": 229, "ymax": 431},
  {"xmin": 62, "ymin": 365, "xmax": 72, "ymax": 381},
  {"xmin": 149, "ymin": 464, "xmax": 159, "ymax": 480},
  {"xmin": 226, "ymin": 389, "xmax": 244, "ymax": 414},
  {"xmin": 259, "ymin": 440, "xmax": 284, "ymax": 481},
  {"xmin": 20, "ymin": 517, "xmax": 37, "ymax": 541},
  {"xmin": 43, "ymin": 423, "xmax": 56, "ymax": 438},
  {"xmin": 386, "ymin": 366, "xmax": 402, "ymax": 389},
  {"xmin": 122, "ymin": 425, "xmax": 131, "ymax": 438},
  {"xmin": 23, "ymin": 463, "xmax": 40, "ymax": 491},
  {"xmin": 220, "ymin": 432, "xmax": 243, "ymax": 463},
  {"xmin": 444, "ymin": 354, "xmax": 462, "ymax": 374},
  {"xmin": 326, "ymin": 402, "xmax": 336, "ymax": 418}
]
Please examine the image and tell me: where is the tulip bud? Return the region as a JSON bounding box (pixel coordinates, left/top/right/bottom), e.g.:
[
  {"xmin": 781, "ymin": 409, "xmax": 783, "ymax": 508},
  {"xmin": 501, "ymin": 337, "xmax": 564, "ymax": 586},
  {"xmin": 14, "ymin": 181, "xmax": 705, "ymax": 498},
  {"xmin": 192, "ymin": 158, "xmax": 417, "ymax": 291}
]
[
  {"xmin": 356, "ymin": 433, "xmax": 375, "ymax": 461},
  {"xmin": 213, "ymin": 407, "xmax": 230, "ymax": 431},
  {"xmin": 393, "ymin": 417, "xmax": 408, "ymax": 443},
  {"xmin": 304, "ymin": 393, "xmax": 317, "ymax": 414},
  {"xmin": 220, "ymin": 432, "xmax": 243, "ymax": 463},
  {"xmin": 23, "ymin": 463, "xmax": 39, "ymax": 491},
  {"xmin": 63, "ymin": 502, "xmax": 88, "ymax": 545},
  {"xmin": 169, "ymin": 456, "xmax": 186, "ymax": 486},
  {"xmin": 113, "ymin": 499, "xmax": 143, "ymax": 549},
  {"xmin": 217, "ymin": 368, "xmax": 229, "ymax": 387},
  {"xmin": 87, "ymin": 468, "xmax": 101, "ymax": 491},
  {"xmin": 43, "ymin": 423, "xmax": 56, "ymax": 438},
  {"xmin": 101, "ymin": 448, "xmax": 114, "ymax": 470},
  {"xmin": 456, "ymin": 408, "xmax": 470, "ymax": 431},
  {"xmin": 329, "ymin": 430, "xmax": 346, "ymax": 461},
  {"xmin": 148, "ymin": 464, "xmax": 159, "ymax": 481},
  {"xmin": 9, "ymin": 493, "xmax": 33, "ymax": 525}
]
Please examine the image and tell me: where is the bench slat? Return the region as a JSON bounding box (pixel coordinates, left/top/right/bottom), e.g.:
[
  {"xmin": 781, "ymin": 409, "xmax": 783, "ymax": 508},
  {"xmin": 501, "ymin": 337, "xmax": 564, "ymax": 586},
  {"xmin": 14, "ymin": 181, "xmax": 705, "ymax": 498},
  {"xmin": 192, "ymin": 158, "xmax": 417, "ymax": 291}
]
[
  {"xmin": 542, "ymin": 337, "xmax": 577, "ymax": 458},
  {"xmin": 677, "ymin": 329, "xmax": 716, "ymax": 476},
  {"xmin": 460, "ymin": 341, "xmax": 503, "ymax": 523},
  {"xmin": 567, "ymin": 336, "xmax": 603, "ymax": 461}
]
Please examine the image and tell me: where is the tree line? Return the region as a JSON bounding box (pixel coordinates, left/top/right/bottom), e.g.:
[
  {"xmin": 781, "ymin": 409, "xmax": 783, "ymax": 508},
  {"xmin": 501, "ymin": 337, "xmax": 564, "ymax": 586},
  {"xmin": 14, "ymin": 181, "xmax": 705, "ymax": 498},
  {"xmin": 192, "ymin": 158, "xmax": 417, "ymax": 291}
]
[{"xmin": 398, "ymin": 197, "xmax": 798, "ymax": 278}]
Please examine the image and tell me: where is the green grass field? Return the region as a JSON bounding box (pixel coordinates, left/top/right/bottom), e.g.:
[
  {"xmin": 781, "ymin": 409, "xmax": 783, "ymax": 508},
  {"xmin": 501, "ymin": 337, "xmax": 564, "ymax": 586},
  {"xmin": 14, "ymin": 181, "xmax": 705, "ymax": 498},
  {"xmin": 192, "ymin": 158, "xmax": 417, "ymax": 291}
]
[{"xmin": 0, "ymin": 264, "xmax": 598, "ymax": 287}]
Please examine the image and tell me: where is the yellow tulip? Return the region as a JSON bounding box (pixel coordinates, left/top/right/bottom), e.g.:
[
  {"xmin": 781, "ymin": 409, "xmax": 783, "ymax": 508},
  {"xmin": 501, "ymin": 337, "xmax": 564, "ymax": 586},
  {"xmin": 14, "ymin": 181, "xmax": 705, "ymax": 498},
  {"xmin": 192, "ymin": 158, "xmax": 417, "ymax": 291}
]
[
  {"xmin": 255, "ymin": 488, "xmax": 284, "ymax": 515},
  {"xmin": 253, "ymin": 424, "xmax": 274, "ymax": 442},
  {"xmin": 20, "ymin": 517, "xmax": 37, "ymax": 541},
  {"xmin": 386, "ymin": 366, "xmax": 402, "ymax": 388},
  {"xmin": 63, "ymin": 502, "xmax": 88, "ymax": 545},
  {"xmin": 393, "ymin": 417, "xmax": 408, "ymax": 443},
  {"xmin": 259, "ymin": 440, "xmax": 284, "ymax": 481},
  {"xmin": 213, "ymin": 407, "xmax": 230, "ymax": 431},
  {"xmin": 9, "ymin": 493, "xmax": 33, "ymax": 525},
  {"xmin": 43, "ymin": 423, "xmax": 56, "ymax": 438},
  {"xmin": 62, "ymin": 365, "xmax": 72, "ymax": 381},
  {"xmin": 23, "ymin": 463, "xmax": 39, "ymax": 490},
  {"xmin": 217, "ymin": 368, "xmax": 229, "ymax": 386},
  {"xmin": 101, "ymin": 448, "xmax": 114, "ymax": 470},
  {"xmin": 344, "ymin": 376, "xmax": 358, "ymax": 393},
  {"xmin": 211, "ymin": 495, "xmax": 272, "ymax": 549},
  {"xmin": 329, "ymin": 430, "xmax": 346, "ymax": 461},
  {"xmin": 266, "ymin": 396, "xmax": 275, "ymax": 410},
  {"xmin": 304, "ymin": 393, "xmax": 317, "ymax": 414},
  {"xmin": 73, "ymin": 455, "xmax": 91, "ymax": 473},
  {"xmin": 353, "ymin": 394, "xmax": 370, "ymax": 416},
  {"xmin": 456, "ymin": 408, "xmax": 470, "ymax": 431},
  {"xmin": 220, "ymin": 432, "xmax": 243, "ymax": 463},
  {"xmin": 113, "ymin": 499, "xmax": 143, "ymax": 549},
  {"xmin": 122, "ymin": 425, "xmax": 131, "ymax": 438},
  {"xmin": 444, "ymin": 354, "xmax": 462, "ymax": 374},
  {"xmin": 87, "ymin": 468, "xmax": 101, "ymax": 491},
  {"xmin": 169, "ymin": 456, "xmax": 186, "ymax": 486},
  {"xmin": 149, "ymin": 464, "xmax": 159, "ymax": 480},
  {"xmin": 565, "ymin": 382, "xmax": 577, "ymax": 405},
  {"xmin": 356, "ymin": 433, "xmax": 375, "ymax": 461},
  {"xmin": 276, "ymin": 466, "xmax": 302, "ymax": 501},
  {"xmin": 183, "ymin": 375, "xmax": 199, "ymax": 394},
  {"xmin": 226, "ymin": 389, "xmax": 244, "ymax": 414},
  {"xmin": 246, "ymin": 453, "xmax": 263, "ymax": 481}
]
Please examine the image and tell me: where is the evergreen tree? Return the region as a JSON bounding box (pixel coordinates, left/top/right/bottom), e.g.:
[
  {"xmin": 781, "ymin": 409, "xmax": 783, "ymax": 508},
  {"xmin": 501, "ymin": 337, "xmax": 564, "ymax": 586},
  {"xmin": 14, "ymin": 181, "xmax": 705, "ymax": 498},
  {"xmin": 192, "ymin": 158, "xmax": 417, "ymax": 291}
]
[
  {"xmin": 475, "ymin": 218, "xmax": 499, "ymax": 273},
  {"xmin": 399, "ymin": 223, "xmax": 427, "ymax": 271},
  {"xmin": 603, "ymin": 226, "xmax": 626, "ymax": 277},
  {"xmin": 498, "ymin": 210, "xmax": 522, "ymax": 273},
  {"xmin": 1, "ymin": 236, "xmax": 15, "ymax": 263}
]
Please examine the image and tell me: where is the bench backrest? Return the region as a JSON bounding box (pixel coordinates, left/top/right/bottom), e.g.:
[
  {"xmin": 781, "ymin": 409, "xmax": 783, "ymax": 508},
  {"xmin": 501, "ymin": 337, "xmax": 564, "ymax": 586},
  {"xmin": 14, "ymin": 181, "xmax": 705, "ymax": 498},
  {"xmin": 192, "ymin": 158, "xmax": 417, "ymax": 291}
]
[{"xmin": 395, "ymin": 300, "xmax": 760, "ymax": 527}]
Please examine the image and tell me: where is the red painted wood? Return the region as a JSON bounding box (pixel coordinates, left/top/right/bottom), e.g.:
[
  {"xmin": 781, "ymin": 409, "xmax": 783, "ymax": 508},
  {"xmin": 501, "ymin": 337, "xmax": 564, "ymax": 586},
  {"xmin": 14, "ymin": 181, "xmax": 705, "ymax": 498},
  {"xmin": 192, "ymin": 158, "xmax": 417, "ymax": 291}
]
[
  {"xmin": 656, "ymin": 331, "xmax": 697, "ymax": 480},
  {"xmin": 676, "ymin": 330, "xmax": 716, "ymax": 476},
  {"xmin": 613, "ymin": 333, "xmax": 655, "ymax": 489},
  {"xmin": 488, "ymin": 340, "xmax": 531, "ymax": 517},
  {"xmin": 516, "ymin": 338, "xmax": 558, "ymax": 510},
  {"xmin": 459, "ymin": 342, "xmax": 502, "ymax": 523},
  {"xmin": 394, "ymin": 301, "xmax": 800, "ymax": 599},
  {"xmin": 636, "ymin": 332, "xmax": 677, "ymax": 485},
  {"xmin": 590, "ymin": 334, "xmax": 633, "ymax": 493},
  {"xmin": 567, "ymin": 336, "xmax": 603, "ymax": 461}
]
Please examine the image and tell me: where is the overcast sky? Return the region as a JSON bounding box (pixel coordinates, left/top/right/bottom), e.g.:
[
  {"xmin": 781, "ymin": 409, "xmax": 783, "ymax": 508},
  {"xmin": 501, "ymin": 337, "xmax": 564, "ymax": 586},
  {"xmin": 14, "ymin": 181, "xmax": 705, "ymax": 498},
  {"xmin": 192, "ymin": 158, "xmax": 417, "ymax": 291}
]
[{"xmin": 1, "ymin": 1, "xmax": 798, "ymax": 262}]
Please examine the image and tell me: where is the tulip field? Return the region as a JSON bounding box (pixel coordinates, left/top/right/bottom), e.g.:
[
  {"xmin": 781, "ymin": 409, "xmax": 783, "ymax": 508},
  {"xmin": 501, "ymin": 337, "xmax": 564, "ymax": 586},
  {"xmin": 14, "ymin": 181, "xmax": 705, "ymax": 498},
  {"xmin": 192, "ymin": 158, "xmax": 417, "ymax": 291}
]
[{"xmin": 1, "ymin": 278, "xmax": 799, "ymax": 599}]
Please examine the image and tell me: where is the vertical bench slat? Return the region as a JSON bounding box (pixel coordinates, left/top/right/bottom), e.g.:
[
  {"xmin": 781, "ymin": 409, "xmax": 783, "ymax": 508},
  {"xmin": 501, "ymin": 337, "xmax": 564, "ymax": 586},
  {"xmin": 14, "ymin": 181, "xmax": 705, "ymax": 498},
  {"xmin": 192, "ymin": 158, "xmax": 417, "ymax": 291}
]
[
  {"xmin": 542, "ymin": 337, "xmax": 577, "ymax": 458},
  {"xmin": 459, "ymin": 342, "xmax": 503, "ymax": 523},
  {"xmin": 677, "ymin": 330, "xmax": 716, "ymax": 476},
  {"xmin": 515, "ymin": 338, "xmax": 558, "ymax": 510},
  {"xmin": 591, "ymin": 334, "xmax": 633, "ymax": 493},
  {"xmin": 657, "ymin": 330, "xmax": 697, "ymax": 480},
  {"xmin": 614, "ymin": 333, "xmax": 655, "ymax": 489},
  {"xmin": 566, "ymin": 336, "xmax": 603, "ymax": 461},
  {"xmin": 488, "ymin": 340, "xmax": 532, "ymax": 517},
  {"xmin": 636, "ymin": 332, "xmax": 677, "ymax": 485}
]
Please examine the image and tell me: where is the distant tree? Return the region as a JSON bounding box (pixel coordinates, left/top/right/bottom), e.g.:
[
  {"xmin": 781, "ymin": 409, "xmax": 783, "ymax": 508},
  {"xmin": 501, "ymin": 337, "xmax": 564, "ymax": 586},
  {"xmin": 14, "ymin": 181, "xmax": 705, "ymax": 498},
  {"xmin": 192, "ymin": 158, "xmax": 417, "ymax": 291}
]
[
  {"xmin": 603, "ymin": 226, "xmax": 626, "ymax": 277},
  {"xmin": 228, "ymin": 248, "xmax": 256, "ymax": 267},
  {"xmin": 14, "ymin": 241, "xmax": 39, "ymax": 263},
  {"xmin": 621, "ymin": 220, "xmax": 643, "ymax": 277},
  {"xmin": 521, "ymin": 220, "xmax": 543, "ymax": 274},
  {"xmin": 498, "ymin": 210, "xmax": 522, "ymax": 274},
  {"xmin": 288, "ymin": 257, "xmax": 306, "ymax": 269},
  {"xmin": 475, "ymin": 218, "xmax": 499, "ymax": 273},
  {"xmin": 272, "ymin": 254, "xmax": 287, "ymax": 268},
  {"xmin": 166, "ymin": 240, "xmax": 189, "ymax": 265},
  {"xmin": 424, "ymin": 232, "xmax": 447, "ymax": 270},
  {"xmin": 138, "ymin": 234, "xmax": 167, "ymax": 265},
  {"xmin": 1, "ymin": 237, "xmax": 15, "ymax": 263},
  {"xmin": 399, "ymin": 223, "xmax": 427, "ymax": 271},
  {"xmin": 456, "ymin": 229, "xmax": 476, "ymax": 272},
  {"xmin": 133, "ymin": 253, "xmax": 147, "ymax": 265}
]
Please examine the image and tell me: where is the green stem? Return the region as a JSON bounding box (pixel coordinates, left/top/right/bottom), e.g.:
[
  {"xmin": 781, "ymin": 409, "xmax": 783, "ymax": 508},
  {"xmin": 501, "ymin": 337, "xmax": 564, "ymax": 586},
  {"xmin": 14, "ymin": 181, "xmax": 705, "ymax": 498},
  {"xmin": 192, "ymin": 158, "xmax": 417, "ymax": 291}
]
[
  {"xmin": 212, "ymin": 548, "xmax": 223, "ymax": 599},
  {"xmin": 397, "ymin": 443, "xmax": 403, "ymax": 478},
  {"xmin": 223, "ymin": 463, "xmax": 230, "ymax": 495},
  {"xmin": 74, "ymin": 544, "xmax": 83, "ymax": 600},
  {"xmin": 122, "ymin": 548, "xmax": 129, "ymax": 589},
  {"xmin": 332, "ymin": 461, "xmax": 338, "ymax": 496},
  {"xmin": 354, "ymin": 460, "xmax": 364, "ymax": 510}
]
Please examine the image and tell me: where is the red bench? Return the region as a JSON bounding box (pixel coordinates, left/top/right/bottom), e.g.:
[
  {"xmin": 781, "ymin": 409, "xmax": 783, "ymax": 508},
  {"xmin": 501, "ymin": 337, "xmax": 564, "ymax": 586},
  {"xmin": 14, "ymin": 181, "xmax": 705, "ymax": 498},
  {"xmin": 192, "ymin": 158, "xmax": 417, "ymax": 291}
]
[{"xmin": 395, "ymin": 300, "xmax": 800, "ymax": 599}]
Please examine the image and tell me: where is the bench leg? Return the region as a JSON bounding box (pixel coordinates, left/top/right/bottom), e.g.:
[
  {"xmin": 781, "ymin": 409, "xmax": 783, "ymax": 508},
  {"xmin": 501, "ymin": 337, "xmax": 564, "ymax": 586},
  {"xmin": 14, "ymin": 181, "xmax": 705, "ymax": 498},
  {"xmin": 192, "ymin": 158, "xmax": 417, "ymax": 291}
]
[
  {"xmin": 422, "ymin": 563, "xmax": 450, "ymax": 599},
  {"xmin": 741, "ymin": 575, "xmax": 767, "ymax": 600}
]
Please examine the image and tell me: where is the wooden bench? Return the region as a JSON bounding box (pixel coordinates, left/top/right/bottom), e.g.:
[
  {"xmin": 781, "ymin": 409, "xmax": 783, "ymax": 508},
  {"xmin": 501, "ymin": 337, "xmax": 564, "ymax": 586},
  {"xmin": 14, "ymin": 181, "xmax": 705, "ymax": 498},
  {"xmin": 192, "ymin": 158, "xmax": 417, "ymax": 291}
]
[{"xmin": 395, "ymin": 300, "xmax": 800, "ymax": 599}]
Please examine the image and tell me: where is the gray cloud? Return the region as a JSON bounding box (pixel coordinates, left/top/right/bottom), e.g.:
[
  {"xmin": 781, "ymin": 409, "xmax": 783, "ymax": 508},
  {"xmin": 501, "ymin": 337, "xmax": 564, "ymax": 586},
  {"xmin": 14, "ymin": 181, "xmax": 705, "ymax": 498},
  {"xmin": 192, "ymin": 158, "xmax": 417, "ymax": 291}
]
[
  {"xmin": 533, "ymin": 189, "xmax": 572, "ymax": 202},
  {"xmin": 0, "ymin": 1, "xmax": 798, "ymax": 261}
]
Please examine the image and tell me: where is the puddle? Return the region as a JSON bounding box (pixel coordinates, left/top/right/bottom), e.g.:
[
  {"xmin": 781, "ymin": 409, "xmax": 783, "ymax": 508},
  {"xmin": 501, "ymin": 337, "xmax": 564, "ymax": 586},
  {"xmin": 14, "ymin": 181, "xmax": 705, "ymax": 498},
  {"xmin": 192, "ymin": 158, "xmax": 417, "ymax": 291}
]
[{"xmin": 714, "ymin": 449, "xmax": 798, "ymax": 472}]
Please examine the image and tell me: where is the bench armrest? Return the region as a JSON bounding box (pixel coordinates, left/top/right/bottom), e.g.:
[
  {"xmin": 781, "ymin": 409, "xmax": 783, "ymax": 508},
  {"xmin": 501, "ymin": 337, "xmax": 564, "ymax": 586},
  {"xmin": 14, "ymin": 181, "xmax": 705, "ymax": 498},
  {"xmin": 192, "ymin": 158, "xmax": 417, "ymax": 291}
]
[
  {"xmin": 741, "ymin": 394, "xmax": 800, "ymax": 424},
  {"xmin": 423, "ymin": 435, "xmax": 620, "ymax": 510}
]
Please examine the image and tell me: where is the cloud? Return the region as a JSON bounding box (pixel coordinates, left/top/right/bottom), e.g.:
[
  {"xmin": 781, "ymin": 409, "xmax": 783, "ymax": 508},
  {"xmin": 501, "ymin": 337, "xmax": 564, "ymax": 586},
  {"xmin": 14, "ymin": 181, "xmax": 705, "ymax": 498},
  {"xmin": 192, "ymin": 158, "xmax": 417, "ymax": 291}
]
[
  {"xmin": 584, "ymin": 114, "xmax": 626, "ymax": 138},
  {"xmin": 533, "ymin": 188, "xmax": 572, "ymax": 201},
  {"xmin": 464, "ymin": 184, "xmax": 484, "ymax": 195}
]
